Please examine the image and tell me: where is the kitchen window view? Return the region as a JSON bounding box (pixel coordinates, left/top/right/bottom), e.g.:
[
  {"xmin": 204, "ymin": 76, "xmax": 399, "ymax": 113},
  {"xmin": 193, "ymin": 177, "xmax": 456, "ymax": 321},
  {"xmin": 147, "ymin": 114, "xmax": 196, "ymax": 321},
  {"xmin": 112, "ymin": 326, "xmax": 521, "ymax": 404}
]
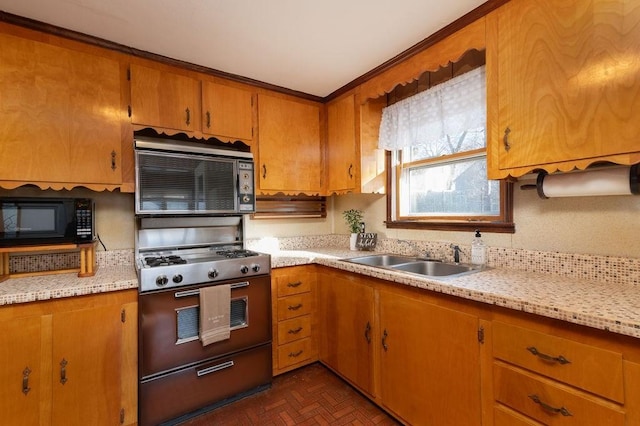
[{"xmin": 380, "ymin": 55, "xmax": 513, "ymax": 231}]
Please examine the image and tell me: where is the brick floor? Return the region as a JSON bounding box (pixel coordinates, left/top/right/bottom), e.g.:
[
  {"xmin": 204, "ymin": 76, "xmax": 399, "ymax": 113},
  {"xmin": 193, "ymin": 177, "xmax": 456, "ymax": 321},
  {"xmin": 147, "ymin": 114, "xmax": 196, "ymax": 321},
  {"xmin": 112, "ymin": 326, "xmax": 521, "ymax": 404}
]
[{"xmin": 179, "ymin": 363, "xmax": 400, "ymax": 426}]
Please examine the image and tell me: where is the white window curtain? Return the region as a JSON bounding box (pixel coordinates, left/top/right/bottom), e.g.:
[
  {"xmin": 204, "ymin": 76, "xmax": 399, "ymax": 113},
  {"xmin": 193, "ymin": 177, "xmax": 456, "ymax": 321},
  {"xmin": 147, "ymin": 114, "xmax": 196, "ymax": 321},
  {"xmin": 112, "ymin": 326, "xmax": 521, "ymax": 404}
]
[{"xmin": 378, "ymin": 65, "xmax": 486, "ymax": 151}]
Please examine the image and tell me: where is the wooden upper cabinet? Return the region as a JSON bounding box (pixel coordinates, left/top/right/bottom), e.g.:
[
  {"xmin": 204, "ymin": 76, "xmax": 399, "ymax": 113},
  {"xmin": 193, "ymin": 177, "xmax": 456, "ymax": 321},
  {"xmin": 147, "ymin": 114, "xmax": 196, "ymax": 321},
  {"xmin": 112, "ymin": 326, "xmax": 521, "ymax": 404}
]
[
  {"xmin": 257, "ymin": 94, "xmax": 322, "ymax": 194},
  {"xmin": 326, "ymin": 94, "xmax": 358, "ymax": 194},
  {"xmin": 0, "ymin": 31, "xmax": 124, "ymax": 190},
  {"xmin": 129, "ymin": 63, "xmax": 200, "ymax": 132},
  {"xmin": 487, "ymin": 0, "xmax": 640, "ymax": 178},
  {"xmin": 201, "ymin": 82, "xmax": 253, "ymax": 141}
]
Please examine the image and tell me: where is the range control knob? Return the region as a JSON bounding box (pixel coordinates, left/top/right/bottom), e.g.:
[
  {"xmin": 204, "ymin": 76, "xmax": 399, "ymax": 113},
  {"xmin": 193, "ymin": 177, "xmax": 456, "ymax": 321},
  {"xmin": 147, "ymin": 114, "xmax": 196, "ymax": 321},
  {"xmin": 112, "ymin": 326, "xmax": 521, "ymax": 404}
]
[
  {"xmin": 252, "ymin": 264, "xmax": 261, "ymax": 273},
  {"xmin": 172, "ymin": 274, "xmax": 183, "ymax": 284},
  {"xmin": 156, "ymin": 275, "xmax": 169, "ymax": 287},
  {"xmin": 240, "ymin": 265, "xmax": 249, "ymax": 274},
  {"xmin": 208, "ymin": 269, "xmax": 219, "ymax": 279}
]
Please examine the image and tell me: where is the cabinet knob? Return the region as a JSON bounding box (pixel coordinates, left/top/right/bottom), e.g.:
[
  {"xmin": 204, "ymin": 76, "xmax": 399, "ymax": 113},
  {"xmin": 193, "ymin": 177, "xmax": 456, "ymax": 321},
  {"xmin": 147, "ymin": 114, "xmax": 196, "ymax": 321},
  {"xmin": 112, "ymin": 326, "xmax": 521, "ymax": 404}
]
[
  {"xmin": 185, "ymin": 107, "xmax": 191, "ymax": 126},
  {"xmin": 503, "ymin": 127, "xmax": 511, "ymax": 151},
  {"xmin": 262, "ymin": 164, "xmax": 267, "ymax": 179},
  {"xmin": 111, "ymin": 150, "xmax": 117, "ymax": 171},
  {"xmin": 364, "ymin": 321, "xmax": 371, "ymax": 343},
  {"xmin": 59, "ymin": 358, "xmax": 68, "ymax": 385},
  {"xmin": 348, "ymin": 163, "xmax": 353, "ymax": 179},
  {"xmin": 206, "ymin": 111, "xmax": 211, "ymax": 128},
  {"xmin": 382, "ymin": 329, "xmax": 388, "ymax": 351}
]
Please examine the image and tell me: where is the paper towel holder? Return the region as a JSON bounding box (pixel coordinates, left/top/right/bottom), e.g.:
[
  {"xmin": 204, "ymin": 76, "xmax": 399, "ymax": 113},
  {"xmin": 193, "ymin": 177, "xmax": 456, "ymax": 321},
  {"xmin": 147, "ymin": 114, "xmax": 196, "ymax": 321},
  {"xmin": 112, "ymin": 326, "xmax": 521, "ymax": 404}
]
[{"xmin": 520, "ymin": 164, "xmax": 639, "ymax": 199}]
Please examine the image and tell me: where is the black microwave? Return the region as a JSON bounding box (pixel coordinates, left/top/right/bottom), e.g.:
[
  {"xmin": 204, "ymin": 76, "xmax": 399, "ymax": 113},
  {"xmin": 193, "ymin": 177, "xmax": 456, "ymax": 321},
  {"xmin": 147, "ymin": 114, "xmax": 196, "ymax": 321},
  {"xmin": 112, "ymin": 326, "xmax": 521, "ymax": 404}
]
[{"xmin": 0, "ymin": 197, "xmax": 95, "ymax": 247}]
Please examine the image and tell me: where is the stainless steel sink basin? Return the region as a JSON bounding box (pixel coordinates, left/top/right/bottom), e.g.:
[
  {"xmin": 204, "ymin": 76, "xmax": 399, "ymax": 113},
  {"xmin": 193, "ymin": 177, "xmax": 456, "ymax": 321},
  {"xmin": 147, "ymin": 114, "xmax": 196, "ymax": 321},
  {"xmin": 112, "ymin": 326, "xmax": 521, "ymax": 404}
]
[
  {"xmin": 391, "ymin": 260, "xmax": 477, "ymax": 277},
  {"xmin": 344, "ymin": 254, "xmax": 420, "ymax": 267},
  {"xmin": 342, "ymin": 254, "xmax": 483, "ymax": 278}
]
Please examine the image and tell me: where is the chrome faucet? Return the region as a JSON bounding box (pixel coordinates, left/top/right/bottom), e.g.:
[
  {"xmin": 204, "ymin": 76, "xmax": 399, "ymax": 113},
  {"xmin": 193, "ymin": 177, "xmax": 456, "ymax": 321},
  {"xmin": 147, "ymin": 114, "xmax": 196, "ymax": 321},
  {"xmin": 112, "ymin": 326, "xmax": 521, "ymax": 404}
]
[{"xmin": 451, "ymin": 244, "xmax": 461, "ymax": 263}]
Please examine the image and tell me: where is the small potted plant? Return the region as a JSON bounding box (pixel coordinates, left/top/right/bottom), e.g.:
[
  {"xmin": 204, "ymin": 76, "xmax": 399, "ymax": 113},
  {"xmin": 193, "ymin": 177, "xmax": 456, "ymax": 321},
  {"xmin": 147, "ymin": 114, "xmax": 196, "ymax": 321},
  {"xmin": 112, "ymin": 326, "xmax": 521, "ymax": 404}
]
[{"xmin": 342, "ymin": 209, "xmax": 364, "ymax": 250}]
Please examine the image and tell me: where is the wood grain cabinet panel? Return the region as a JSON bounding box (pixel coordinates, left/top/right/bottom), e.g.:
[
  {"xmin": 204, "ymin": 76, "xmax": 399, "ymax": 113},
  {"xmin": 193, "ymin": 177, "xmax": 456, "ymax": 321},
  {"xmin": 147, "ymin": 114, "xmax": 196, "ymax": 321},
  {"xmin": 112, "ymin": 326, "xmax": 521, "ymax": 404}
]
[
  {"xmin": 487, "ymin": 0, "xmax": 640, "ymax": 178},
  {"xmin": 494, "ymin": 362, "xmax": 625, "ymax": 426},
  {"xmin": 318, "ymin": 271, "xmax": 375, "ymax": 396},
  {"xmin": 0, "ymin": 315, "xmax": 43, "ymax": 425},
  {"xmin": 257, "ymin": 94, "xmax": 322, "ymax": 195},
  {"xmin": 326, "ymin": 94, "xmax": 358, "ymax": 194},
  {"xmin": 0, "ymin": 32, "xmax": 124, "ymax": 189},
  {"xmin": 271, "ymin": 266, "xmax": 317, "ymax": 375},
  {"xmin": 493, "ymin": 321, "xmax": 624, "ymax": 403},
  {"xmin": 0, "ymin": 291, "xmax": 137, "ymax": 426},
  {"xmin": 201, "ymin": 81, "xmax": 253, "ymax": 141},
  {"xmin": 129, "ymin": 63, "xmax": 200, "ymax": 133}
]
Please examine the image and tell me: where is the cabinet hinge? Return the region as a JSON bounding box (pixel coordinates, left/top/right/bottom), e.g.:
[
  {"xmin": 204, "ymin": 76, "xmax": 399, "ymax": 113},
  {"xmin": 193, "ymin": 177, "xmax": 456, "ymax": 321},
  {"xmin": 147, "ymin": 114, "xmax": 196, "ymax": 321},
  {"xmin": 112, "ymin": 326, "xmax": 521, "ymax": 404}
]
[
  {"xmin": 121, "ymin": 309, "xmax": 126, "ymax": 323},
  {"xmin": 127, "ymin": 105, "xmax": 132, "ymax": 118},
  {"xmin": 120, "ymin": 408, "xmax": 125, "ymax": 424},
  {"xmin": 477, "ymin": 326, "xmax": 485, "ymax": 344}
]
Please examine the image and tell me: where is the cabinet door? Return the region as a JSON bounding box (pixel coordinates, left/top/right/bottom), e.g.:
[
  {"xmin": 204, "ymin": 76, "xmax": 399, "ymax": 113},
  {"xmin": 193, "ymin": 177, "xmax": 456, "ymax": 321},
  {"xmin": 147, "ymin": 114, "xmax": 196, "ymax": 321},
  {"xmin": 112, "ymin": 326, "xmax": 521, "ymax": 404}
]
[
  {"xmin": 488, "ymin": 0, "xmax": 640, "ymax": 177},
  {"xmin": 51, "ymin": 304, "xmax": 123, "ymax": 425},
  {"xmin": 201, "ymin": 82, "xmax": 253, "ymax": 141},
  {"xmin": 318, "ymin": 272, "xmax": 375, "ymax": 396},
  {"xmin": 130, "ymin": 63, "xmax": 200, "ymax": 132},
  {"xmin": 327, "ymin": 94, "xmax": 357, "ymax": 193},
  {"xmin": 0, "ymin": 316, "xmax": 44, "ymax": 425},
  {"xmin": 378, "ymin": 290, "xmax": 481, "ymax": 425},
  {"xmin": 257, "ymin": 94, "xmax": 322, "ymax": 194},
  {"xmin": 0, "ymin": 33, "xmax": 123, "ymax": 186}
]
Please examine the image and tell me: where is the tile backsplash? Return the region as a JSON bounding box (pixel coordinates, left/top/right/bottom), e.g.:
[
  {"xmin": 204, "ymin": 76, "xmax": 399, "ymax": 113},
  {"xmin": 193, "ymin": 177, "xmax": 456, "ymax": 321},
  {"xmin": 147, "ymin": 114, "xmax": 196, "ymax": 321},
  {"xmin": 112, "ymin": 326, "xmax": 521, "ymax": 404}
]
[{"xmin": 6, "ymin": 235, "xmax": 638, "ymax": 287}]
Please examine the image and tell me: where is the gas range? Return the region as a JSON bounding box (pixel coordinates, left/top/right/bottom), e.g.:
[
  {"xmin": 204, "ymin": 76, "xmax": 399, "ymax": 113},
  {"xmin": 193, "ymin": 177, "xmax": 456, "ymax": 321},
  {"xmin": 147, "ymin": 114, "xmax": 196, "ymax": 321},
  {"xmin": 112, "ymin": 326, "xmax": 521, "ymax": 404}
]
[{"xmin": 136, "ymin": 246, "xmax": 271, "ymax": 292}]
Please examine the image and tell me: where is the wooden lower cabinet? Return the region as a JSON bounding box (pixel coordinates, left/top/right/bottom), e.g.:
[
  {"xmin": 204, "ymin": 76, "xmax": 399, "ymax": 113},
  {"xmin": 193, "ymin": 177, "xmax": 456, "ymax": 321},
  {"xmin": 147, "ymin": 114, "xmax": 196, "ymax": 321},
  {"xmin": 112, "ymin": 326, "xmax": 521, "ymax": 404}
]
[
  {"xmin": 0, "ymin": 290, "xmax": 137, "ymax": 426},
  {"xmin": 271, "ymin": 266, "xmax": 318, "ymax": 375},
  {"xmin": 318, "ymin": 270, "xmax": 375, "ymax": 396},
  {"xmin": 318, "ymin": 267, "xmax": 483, "ymax": 425}
]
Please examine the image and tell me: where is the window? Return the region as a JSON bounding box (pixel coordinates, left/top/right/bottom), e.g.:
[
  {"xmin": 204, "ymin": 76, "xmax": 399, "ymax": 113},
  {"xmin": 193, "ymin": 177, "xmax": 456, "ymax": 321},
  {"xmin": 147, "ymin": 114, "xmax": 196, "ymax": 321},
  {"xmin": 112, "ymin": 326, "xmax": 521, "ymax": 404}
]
[{"xmin": 379, "ymin": 58, "xmax": 513, "ymax": 233}]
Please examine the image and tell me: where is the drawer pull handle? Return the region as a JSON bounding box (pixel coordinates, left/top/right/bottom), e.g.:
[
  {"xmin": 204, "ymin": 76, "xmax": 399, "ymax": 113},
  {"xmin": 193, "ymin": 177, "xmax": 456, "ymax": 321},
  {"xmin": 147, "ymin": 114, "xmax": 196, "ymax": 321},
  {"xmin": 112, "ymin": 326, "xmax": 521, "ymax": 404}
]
[
  {"xmin": 288, "ymin": 303, "xmax": 303, "ymax": 311},
  {"xmin": 287, "ymin": 281, "xmax": 302, "ymax": 288},
  {"xmin": 382, "ymin": 329, "xmax": 389, "ymax": 351},
  {"xmin": 527, "ymin": 346, "xmax": 571, "ymax": 365},
  {"xmin": 59, "ymin": 359, "xmax": 68, "ymax": 385},
  {"xmin": 503, "ymin": 127, "xmax": 511, "ymax": 151},
  {"xmin": 288, "ymin": 326, "xmax": 303, "ymax": 334},
  {"xmin": 22, "ymin": 367, "xmax": 31, "ymax": 395},
  {"xmin": 197, "ymin": 360, "xmax": 234, "ymax": 377},
  {"xmin": 529, "ymin": 394, "xmax": 572, "ymax": 417},
  {"xmin": 364, "ymin": 321, "xmax": 371, "ymax": 343},
  {"xmin": 289, "ymin": 350, "xmax": 304, "ymax": 358}
]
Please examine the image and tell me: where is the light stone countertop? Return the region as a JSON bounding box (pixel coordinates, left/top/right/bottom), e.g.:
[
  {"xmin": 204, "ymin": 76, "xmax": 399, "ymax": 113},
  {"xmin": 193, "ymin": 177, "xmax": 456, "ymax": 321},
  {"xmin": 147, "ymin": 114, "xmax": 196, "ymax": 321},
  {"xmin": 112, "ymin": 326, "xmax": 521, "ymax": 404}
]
[
  {"xmin": 2, "ymin": 248, "xmax": 639, "ymax": 341},
  {"xmin": 270, "ymin": 248, "xmax": 640, "ymax": 340}
]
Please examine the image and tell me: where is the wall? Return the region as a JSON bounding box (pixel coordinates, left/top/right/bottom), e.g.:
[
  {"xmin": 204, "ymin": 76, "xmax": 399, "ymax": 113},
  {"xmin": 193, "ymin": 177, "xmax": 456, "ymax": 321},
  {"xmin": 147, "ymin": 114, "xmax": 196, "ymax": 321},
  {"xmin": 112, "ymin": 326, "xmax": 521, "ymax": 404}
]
[
  {"xmin": 4, "ymin": 181, "xmax": 638, "ymax": 259},
  {"xmin": 332, "ymin": 186, "xmax": 640, "ymax": 258}
]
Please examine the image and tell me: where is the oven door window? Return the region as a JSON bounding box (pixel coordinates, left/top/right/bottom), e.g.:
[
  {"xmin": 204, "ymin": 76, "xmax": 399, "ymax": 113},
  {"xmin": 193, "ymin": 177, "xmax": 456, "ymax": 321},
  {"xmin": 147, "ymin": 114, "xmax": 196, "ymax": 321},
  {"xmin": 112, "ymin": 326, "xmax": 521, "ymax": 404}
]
[{"xmin": 175, "ymin": 297, "xmax": 248, "ymax": 345}]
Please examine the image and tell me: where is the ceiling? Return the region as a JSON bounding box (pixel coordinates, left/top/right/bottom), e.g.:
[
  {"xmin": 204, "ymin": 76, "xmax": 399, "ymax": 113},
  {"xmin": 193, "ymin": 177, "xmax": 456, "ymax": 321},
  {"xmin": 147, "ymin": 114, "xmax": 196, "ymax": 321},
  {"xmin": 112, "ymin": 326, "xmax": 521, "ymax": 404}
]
[{"xmin": 0, "ymin": 0, "xmax": 487, "ymax": 97}]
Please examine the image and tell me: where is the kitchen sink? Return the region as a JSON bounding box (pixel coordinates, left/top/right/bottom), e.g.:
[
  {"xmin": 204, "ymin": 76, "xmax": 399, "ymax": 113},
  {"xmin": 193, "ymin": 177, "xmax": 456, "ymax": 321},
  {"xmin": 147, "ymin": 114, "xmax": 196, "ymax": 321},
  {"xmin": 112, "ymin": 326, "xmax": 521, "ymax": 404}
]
[
  {"xmin": 391, "ymin": 260, "xmax": 477, "ymax": 277},
  {"xmin": 344, "ymin": 254, "xmax": 422, "ymax": 267},
  {"xmin": 342, "ymin": 254, "xmax": 482, "ymax": 278}
]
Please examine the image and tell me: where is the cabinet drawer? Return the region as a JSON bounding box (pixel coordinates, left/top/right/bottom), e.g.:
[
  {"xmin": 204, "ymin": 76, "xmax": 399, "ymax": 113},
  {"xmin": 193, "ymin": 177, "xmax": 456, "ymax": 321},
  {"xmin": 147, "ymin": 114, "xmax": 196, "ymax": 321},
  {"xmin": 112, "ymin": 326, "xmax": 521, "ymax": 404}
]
[
  {"xmin": 494, "ymin": 362, "xmax": 625, "ymax": 426},
  {"xmin": 277, "ymin": 338, "xmax": 312, "ymax": 369},
  {"xmin": 277, "ymin": 293, "xmax": 313, "ymax": 321},
  {"xmin": 277, "ymin": 315, "xmax": 312, "ymax": 345},
  {"xmin": 275, "ymin": 272, "xmax": 312, "ymax": 297},
  {"xmin": 494, "ymin": 405, "xmax": 543, "ymax": 426},
  {"xmin": 493, "ymin": 321, "xmax": 624, "ymax": 403}
]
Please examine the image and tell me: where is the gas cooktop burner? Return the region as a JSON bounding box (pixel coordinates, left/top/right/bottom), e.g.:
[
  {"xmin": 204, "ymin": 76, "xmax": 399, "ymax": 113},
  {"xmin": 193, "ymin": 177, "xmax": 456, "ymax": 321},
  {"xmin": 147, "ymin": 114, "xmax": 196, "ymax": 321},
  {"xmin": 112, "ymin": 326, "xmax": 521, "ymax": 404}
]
[{"xmin": 144, "ymin": 255, "xmax": 187, "ymax": 268}]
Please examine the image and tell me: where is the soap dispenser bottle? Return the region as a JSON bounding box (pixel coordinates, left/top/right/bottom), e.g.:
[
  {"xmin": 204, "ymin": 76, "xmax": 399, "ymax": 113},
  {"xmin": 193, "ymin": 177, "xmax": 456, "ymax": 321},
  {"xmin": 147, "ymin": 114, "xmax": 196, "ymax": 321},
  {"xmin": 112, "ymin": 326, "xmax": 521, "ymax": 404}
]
[{"xmin": 471, "ymin": 229, "xmax": 487, "ymax": 266}]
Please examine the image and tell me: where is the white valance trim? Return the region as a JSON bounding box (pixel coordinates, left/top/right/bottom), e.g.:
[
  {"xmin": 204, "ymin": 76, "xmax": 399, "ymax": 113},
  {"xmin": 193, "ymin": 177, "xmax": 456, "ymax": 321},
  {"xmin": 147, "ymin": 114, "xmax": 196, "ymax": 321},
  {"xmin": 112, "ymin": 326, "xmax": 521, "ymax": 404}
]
[{"xmin": 378, "ymin": 65, "xmax": 486, "ymax": 151}]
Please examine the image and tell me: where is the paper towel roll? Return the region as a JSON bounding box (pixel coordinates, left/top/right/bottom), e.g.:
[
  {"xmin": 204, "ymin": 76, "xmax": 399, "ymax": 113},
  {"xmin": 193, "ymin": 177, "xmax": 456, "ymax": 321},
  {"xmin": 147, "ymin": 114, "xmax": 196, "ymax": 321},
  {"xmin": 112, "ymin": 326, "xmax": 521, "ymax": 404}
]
[{"xmin": 536, "ymin": 165, "xmax": 639, "ymax": 198}]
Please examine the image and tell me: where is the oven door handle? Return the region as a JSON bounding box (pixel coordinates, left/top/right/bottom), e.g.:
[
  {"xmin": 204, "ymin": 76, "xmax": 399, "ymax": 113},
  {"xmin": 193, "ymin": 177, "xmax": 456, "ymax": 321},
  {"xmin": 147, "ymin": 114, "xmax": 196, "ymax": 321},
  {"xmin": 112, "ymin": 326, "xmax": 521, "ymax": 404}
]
[
  {"xmin": 196, "ymin": 360, "xmax": 235, "ymax": 377},
  {"xmin": 174, "ymin": 281, "xmax": 250, "ymax": 298}
]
